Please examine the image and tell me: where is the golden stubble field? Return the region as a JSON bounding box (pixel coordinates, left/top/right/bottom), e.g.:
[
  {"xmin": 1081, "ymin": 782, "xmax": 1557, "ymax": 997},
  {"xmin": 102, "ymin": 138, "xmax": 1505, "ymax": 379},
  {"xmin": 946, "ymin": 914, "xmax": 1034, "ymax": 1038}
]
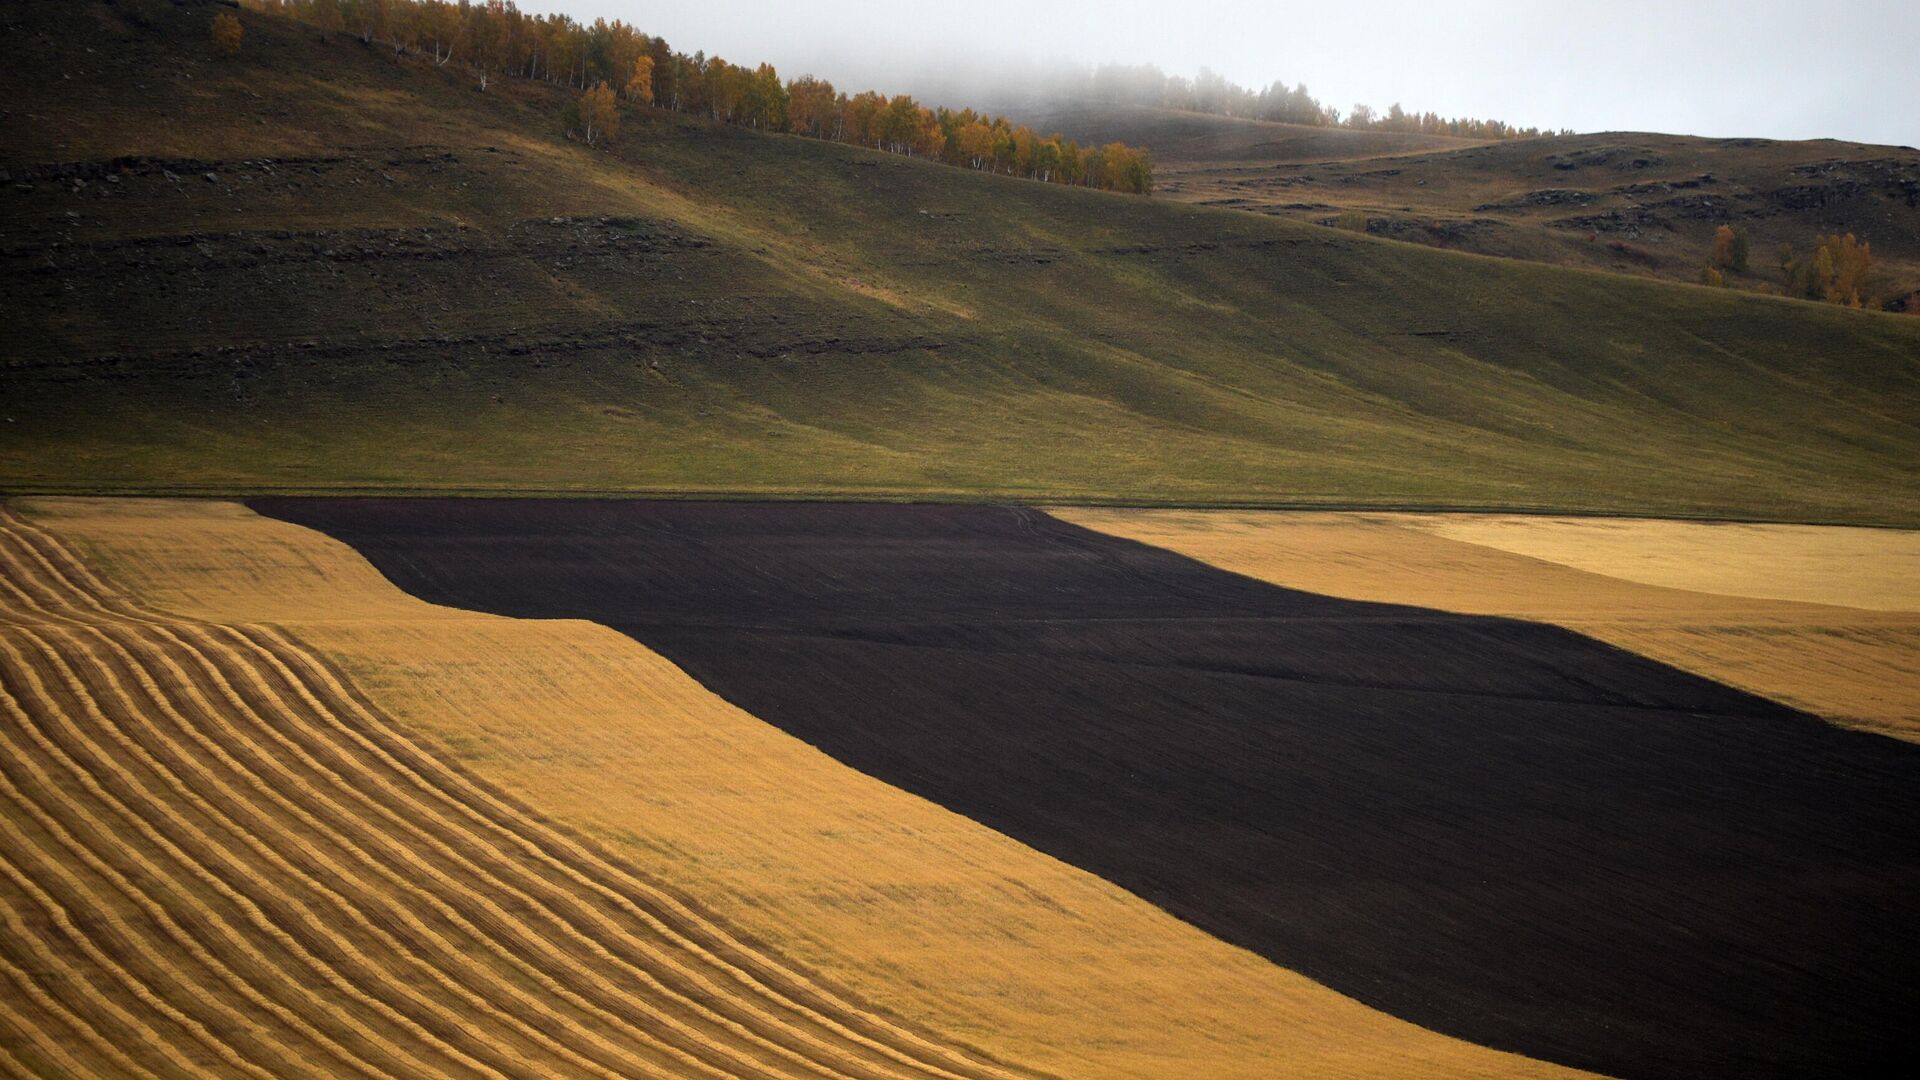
[
  {"xmin": 2, "ymin": 498, "xmax": 1584, "ymax": 1079},
  {"xmin": 0, "ymin": 500, "xmax": 1056, "ymax": 1080},
  {"xmin": 1056, "ymin": 508, "xmax": 1920, "ymax": 742}
]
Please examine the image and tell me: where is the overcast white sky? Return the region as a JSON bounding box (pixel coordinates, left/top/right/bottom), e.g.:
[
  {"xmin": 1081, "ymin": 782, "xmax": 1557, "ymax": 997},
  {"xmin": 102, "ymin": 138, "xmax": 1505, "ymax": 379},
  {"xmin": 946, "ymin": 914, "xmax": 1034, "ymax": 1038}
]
[{"xmin": 518, "ymin": 0, "xmax": 1917, "ymax": 146}]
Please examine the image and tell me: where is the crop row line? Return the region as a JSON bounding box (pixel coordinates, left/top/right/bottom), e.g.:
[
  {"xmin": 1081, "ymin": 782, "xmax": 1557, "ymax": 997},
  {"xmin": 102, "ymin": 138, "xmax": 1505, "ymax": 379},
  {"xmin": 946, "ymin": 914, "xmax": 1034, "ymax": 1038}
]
[{"xmin": 0, "ymin": 506, "xmax": 1033, "ymax": 1080}]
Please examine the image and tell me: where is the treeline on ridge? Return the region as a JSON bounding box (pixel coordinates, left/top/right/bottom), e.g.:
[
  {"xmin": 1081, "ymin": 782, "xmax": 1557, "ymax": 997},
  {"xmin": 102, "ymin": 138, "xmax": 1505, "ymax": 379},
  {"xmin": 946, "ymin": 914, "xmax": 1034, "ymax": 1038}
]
[
  {"xmin": 239, "ymin": 0, "xmax": 1155, "ymax": 193},
  {"xmin": 1076, "ymin": 63, "xmax": 1563, "ymax": 140}
]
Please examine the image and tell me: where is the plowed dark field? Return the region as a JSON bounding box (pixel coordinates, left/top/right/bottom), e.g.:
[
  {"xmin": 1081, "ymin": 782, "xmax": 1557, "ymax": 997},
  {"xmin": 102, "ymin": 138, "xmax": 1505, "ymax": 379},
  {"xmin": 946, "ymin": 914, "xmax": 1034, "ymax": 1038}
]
[{"xmin": 252, "ymin": 499, "xmax": 1920, "ymax": 1080}]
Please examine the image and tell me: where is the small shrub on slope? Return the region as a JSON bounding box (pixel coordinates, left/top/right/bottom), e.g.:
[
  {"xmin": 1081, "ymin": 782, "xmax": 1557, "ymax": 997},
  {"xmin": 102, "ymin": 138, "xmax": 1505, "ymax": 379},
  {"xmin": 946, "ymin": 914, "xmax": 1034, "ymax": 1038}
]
[{"xmin": 211, "ymin": 11, "xmax": 244, "ymax": 56}]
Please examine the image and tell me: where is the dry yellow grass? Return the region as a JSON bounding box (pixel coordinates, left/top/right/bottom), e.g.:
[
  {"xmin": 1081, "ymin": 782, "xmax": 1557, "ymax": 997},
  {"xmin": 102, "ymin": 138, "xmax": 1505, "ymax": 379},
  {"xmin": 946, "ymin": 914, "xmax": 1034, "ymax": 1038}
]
[
  {"xmin": 0, "ymin": 500, "xmax": 1039, "ymax": 1080},
  {"xmin": 1401, "ymin": 515, "xmax": 1920, "ymax": 612},
  {"xmin": 5, "ymin": 496, "xmax": 1588, "ymax": 1079},
  {"xmin": 1056, "ymin": 508, "xmax": 1920, "ymax": 742}
]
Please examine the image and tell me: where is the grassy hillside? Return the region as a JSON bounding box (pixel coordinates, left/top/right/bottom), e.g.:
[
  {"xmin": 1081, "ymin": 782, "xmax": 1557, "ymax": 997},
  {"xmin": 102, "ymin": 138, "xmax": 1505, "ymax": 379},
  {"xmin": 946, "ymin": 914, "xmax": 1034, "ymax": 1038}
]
[
  {"xmin": 4, "ymin": 0, "xmax": 1919, "ymax": 524},
  {"xmin": 1053, "ymin": 107, "xmax": 1920, "ymax": 298}
]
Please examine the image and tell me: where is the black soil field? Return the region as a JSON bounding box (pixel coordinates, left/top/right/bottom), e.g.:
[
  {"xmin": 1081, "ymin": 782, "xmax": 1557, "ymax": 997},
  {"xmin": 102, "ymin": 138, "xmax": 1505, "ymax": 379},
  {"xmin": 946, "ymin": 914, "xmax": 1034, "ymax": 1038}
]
[{"xmin": 251, "ymin": 498, "xmax": 1920, "ymax": 1080}]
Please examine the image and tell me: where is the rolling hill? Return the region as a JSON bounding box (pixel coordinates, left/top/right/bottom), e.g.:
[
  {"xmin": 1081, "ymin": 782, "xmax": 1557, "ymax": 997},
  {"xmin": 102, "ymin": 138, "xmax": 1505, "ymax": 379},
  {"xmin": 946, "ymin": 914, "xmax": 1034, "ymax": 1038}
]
[
  {"xmin": 1036, "ymin": 106, "xmax": 1920, "ymax": 300},
  {"xmin": 3, "ymin": 0, "xmax": 1919, "ymax": 525},
  {"xmin": 7, "ymin": 5, "xmax": 1920, "ymax": 1077}
]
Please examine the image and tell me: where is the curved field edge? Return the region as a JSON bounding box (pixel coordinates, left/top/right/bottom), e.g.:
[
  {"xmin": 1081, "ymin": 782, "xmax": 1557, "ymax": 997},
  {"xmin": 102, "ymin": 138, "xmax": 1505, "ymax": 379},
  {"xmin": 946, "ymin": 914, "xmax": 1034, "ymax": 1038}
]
[
  {"xmin": 5, "ymin": 496, "xmax": 1586, "ymax": 1079},
  {"xmin": 243, "ymin": 496, "xmax": 1920, "ymax": 1080},
  {"xmin": 1056, "ymin": 508, "xmax": 1920, "ymax": 741},
  {"xmin": 4, "ymin": 1, "xmax": 1919, "ymax": 526},
  {"xmin": 0, "ymin": 499, "xmax": 1041, "ymax": 1080},
  {"xmin": 1386, "ymin": 514, "xmax": 1920, "ymax": 612}
]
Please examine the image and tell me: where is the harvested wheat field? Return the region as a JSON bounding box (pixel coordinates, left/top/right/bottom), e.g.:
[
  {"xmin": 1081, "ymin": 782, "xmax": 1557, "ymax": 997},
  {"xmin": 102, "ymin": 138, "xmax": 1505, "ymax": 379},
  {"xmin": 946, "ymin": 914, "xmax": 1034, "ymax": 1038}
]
[
  {"xmin": 1060, "ymin": 509, "xmax": 1920, "ymax": 741},
  {"xmin": 1398, "ymin": 515, "xmax": 1920, "ymax": 612},
  {"xmin": 252, "ymin": 498, "xmax": 1920, "ymax": 1080},
  {"xmin": 1, "ymin": 497, "xmax": 1587, "ymax": 1080},
  {"xmin": 0, "ymin": 501, "xmax": 1046, "ymax": 1080}
]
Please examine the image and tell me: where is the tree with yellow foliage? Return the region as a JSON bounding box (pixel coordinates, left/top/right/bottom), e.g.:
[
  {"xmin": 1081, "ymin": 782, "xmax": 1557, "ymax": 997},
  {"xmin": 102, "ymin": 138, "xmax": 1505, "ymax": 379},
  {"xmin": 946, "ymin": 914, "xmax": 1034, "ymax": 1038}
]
[
  {"xmin": 626, "ymin": 55, "xmax": 655, "ymax": 104},
  {"xmin": 211, "ymin": 11, "xmax": 244, "ymax": 56},
  {"xmin": 742, "ymin": 63, "xmax": 787, "ymax": 130},
  {"xmin": 1783, "ymin": 233, "xmax": 1874, "ymax": 307},
  {"xmin": 574, "ymin": 81, "xmax": 619, "ymax": 146},
  {"xmin": 844, "ymin": 91, "xmax": 886, "ymax": 148},
  {"xmin": 1100, "ymin": 142, "xmax": 1152, "ymax": 194},
  {"xmin": 253, "ymin": 0, "xmax": 1155, "ymax": 192},
  {"xmin": 1710, "ymin": 225, "xmax": 1749, "ymax": 272},
  {"xmin": 785, "ymin": 76, "xmax": 834, "ymax": 137},
  {"xmin": 877, "ymin": 95, "xmax": 921, "ymax": 154},
  {"xmin": 1813, "ymin": 233, "xmax": 1871, "ymax": 308},
  {"xmin": 954, "ymin": 120, "xmax": 995, "ymax": 170},
  {"xmin": 913, "ymin": 106, "xmax": 945, "ymax": 159},
  {"xmin": 704, "ymin": 58, "xmax": 744, "ymax": 122}
]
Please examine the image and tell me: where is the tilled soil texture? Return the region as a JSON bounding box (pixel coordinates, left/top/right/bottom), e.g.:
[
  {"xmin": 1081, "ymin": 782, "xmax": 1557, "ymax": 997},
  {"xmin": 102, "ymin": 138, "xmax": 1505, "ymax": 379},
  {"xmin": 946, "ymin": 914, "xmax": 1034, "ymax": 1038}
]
[{"xmin": 251, "ymin": 498, "xmax": 1920, "ymax": 1080}]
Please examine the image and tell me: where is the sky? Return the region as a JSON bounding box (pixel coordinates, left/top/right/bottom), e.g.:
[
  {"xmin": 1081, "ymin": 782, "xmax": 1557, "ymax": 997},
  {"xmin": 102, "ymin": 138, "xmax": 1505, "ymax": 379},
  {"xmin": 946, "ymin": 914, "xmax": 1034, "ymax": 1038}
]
[{"xmin": 516, "ymin": 0, "xmax": 1918, "ymax": 146}]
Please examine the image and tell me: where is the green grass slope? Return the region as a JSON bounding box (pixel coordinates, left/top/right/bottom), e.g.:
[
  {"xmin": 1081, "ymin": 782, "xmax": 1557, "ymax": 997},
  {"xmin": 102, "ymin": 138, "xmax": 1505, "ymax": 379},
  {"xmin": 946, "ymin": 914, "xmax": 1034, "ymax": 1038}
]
[{"xmin": 3, "ymin": 0, "xmax": 1918, "ymax": 524}]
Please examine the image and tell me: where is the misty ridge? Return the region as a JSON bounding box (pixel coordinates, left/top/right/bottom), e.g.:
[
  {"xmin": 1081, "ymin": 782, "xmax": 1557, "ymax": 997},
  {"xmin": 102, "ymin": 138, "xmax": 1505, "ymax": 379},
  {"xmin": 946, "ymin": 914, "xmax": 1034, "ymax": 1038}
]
[{"xmin": 783, "ymin": 49, "xmax": 1564, "ymax": 141}]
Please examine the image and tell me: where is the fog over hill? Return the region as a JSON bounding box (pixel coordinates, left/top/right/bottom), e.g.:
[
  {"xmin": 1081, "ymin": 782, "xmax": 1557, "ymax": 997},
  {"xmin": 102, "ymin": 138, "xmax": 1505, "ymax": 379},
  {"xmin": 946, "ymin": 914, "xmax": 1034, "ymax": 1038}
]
[{"xmin": 516, "ymin": 0, "xmax": 1918, "ymax": 146}]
